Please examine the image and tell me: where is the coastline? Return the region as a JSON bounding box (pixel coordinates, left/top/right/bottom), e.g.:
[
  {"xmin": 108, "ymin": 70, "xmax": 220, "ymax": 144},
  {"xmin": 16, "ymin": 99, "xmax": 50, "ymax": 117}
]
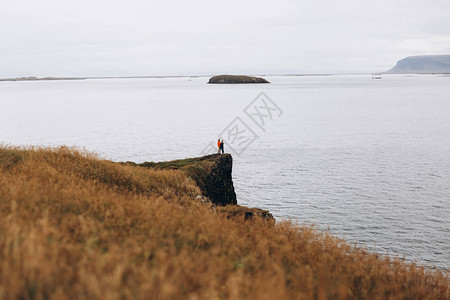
[
  {"xmin": 0, "ymin": 76, "xmax": 85, "ymax": 82},
  {"xmin": 2, "ymin": 72, "xmax": 450, "ymax": 82}
]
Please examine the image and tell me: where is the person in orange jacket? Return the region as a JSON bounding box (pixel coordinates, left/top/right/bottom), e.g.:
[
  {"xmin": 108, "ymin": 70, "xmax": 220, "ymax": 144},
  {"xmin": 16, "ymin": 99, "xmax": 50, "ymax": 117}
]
[
  {"xmin": 217, "ymin": 139, "xmax": 221, "ymax": 153},
  {"xmin": 220, "ymin": 139, "xmax": 224, "ymax": 154}
]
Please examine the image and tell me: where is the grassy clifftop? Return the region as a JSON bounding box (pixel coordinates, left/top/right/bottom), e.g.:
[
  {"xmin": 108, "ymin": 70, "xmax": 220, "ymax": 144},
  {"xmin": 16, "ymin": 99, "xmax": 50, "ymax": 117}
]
[{"xmin": 0, "ymin": 146, "xmax": 448, "ymax": 299}]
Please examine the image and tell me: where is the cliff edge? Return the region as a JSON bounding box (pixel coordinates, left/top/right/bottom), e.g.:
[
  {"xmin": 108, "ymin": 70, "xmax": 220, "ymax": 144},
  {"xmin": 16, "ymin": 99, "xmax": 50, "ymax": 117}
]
[{"xmin": 136, "ymin": 154, "xmax": 237, "ymax": 205}]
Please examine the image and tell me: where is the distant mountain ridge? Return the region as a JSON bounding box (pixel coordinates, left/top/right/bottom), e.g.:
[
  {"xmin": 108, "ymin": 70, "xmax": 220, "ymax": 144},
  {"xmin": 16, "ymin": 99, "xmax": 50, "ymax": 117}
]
[{"xmin": 386, "ymin": 55, "xmax": 450, "ymax": 74}]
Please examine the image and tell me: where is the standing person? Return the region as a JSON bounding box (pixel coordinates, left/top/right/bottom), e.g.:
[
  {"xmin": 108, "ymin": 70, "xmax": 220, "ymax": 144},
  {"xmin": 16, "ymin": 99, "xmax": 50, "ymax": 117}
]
[
  {"xmin": 217, "ymin": 139, "xmax": 221, "ymax": 153},
  {"xmin": 220, "ymin": 139, "xmax": 224, "ymax": 154}
]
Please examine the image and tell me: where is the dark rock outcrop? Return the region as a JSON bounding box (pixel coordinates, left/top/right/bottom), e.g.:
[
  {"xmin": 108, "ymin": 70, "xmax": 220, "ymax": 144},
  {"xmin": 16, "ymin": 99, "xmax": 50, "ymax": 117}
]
[
  {"xmin": 215, "ymin": 205, "xmax": 274, "ymax": 223},
  {"xmin": 386, "ymin": 55, "xmax": 450, "ymax": 74},
  {"xmin": 208, "ymin": 75, "xmax": 269, "ymax": 84}
]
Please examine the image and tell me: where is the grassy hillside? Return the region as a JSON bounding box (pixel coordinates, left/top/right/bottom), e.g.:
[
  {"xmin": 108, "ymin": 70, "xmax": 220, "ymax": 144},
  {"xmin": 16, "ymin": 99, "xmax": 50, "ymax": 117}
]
[{"xmin": 0, "ymin": 146, "xmax": 448, "ymax": 299}]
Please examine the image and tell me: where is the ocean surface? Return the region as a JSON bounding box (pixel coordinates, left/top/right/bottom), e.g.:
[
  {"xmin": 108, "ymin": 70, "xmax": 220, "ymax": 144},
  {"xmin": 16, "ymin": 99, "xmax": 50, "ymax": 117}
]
[{"xmin": 1, "ymin": 74, "xmax": 449, "ymax": 269}]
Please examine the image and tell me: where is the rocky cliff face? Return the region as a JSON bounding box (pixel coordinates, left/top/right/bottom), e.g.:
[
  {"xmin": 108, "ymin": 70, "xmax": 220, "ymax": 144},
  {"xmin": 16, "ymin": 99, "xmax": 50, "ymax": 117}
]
[
  {"xmin": 136, "ymin": 154, "xmax": 237, "ymax": 206},
  {"xmin": 386, "ymin": 55, "xmax": 450, "ymax": 74},
  {"xmin": 176, "ymin": 154, "xmax": 237, "ymax": 206},
  {"xmin": 197, "ymin": 154, "xmax": 237, "ymax": 205}
]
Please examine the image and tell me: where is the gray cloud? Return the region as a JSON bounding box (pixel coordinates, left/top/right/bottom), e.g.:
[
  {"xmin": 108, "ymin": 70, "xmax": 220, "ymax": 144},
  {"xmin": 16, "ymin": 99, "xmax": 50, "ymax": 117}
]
[{"xmin": 1, "ymin": 0, "xmax": 449, "ymax": 77}]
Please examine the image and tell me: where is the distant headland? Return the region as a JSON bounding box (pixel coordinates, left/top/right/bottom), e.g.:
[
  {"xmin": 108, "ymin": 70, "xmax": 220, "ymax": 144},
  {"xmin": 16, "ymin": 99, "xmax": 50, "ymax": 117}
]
[
  {"xmin": 386, "ymin": 55, "xmax": 450, "ymax": 74},
  {"xmin": 208, "ymin": 74, "xmax": 269, "ymax": 84}
]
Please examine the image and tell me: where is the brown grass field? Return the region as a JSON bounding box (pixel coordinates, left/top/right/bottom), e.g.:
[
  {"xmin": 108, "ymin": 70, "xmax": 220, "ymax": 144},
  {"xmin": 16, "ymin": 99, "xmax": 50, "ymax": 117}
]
[{"xmin": 0, "ymin": 146, "xmax": 448, "ymax": 299}]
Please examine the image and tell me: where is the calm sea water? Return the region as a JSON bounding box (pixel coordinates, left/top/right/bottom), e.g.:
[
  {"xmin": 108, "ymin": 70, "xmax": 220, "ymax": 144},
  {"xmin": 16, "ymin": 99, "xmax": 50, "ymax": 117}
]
[{"xmin": 1, "ymin": 75, "xmax": 449, "ymax": 269}]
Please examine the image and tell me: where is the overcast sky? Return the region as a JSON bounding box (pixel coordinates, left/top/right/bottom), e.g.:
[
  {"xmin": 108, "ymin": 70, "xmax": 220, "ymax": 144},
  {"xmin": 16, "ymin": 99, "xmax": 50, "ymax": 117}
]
[{"xmin": 1, "ymin": 0, "xmax": 449, "ymax": 77}]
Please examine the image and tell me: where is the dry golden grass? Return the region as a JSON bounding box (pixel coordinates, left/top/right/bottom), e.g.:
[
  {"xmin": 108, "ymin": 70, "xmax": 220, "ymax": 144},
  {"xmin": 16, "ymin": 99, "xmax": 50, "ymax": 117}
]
[{"xmin": 0, "ymin": 146, "xmax": 448, "ymax": 299}]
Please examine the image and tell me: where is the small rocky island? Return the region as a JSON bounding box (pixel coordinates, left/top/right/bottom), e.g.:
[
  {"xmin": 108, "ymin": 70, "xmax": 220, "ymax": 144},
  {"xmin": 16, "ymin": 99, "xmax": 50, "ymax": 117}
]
[{"xmin": 208, "ymin": 74, "xmax": 269, "ymax": 84}]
